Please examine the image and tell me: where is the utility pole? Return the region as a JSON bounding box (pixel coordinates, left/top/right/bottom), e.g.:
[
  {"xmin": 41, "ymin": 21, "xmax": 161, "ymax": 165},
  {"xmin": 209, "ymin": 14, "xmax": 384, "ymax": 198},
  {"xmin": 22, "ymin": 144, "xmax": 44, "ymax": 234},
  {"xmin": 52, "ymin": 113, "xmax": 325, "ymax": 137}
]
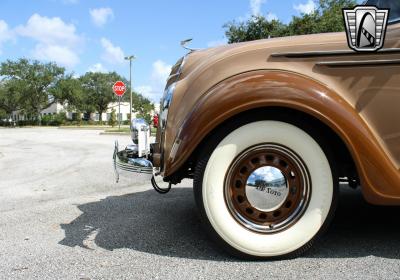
[
  {"xmin": 125, "ymin": 55, "xmax": 135, "ymax": 129},
  {"xmin": 118, "ymin": 96, "xmax": 121, "ymax": 130}
]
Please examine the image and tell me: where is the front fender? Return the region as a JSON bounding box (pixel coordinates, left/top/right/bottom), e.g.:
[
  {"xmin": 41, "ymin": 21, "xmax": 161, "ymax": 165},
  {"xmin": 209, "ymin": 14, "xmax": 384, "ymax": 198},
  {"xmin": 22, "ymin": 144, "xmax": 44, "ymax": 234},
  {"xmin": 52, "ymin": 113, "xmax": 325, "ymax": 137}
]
[{"xmin": 165, "ymin": 70, "xmax": 400, "ymax": 205}]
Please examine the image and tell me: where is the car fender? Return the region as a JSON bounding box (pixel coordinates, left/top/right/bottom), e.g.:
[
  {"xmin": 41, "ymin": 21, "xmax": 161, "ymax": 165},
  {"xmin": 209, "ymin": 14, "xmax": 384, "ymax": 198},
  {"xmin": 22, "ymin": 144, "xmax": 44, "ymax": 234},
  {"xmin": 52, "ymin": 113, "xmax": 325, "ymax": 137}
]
[{"xmin": 165, "ymin": 70, "xmax": 400, "ymax": 205}]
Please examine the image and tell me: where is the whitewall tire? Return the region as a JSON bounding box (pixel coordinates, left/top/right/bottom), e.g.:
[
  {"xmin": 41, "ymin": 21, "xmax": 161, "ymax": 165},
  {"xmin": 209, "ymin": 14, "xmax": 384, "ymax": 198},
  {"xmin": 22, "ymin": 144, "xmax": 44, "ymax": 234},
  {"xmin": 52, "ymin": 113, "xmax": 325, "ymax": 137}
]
[{"xmin": 194, "ymin": 120, "xmax": 337, "ymax": 258}]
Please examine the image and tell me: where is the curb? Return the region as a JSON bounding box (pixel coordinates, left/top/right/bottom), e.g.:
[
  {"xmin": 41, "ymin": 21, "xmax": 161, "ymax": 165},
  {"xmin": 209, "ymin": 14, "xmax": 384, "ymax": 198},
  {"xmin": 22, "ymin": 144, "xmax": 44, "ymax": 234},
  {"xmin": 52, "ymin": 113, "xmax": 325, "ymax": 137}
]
[
  {"xmin": 59, "ymin": 127, "xmax": 115, "ymax": 130},
  {"xmin": 99, "ymin": 132, "xmax": 130, "ymax": 135}
]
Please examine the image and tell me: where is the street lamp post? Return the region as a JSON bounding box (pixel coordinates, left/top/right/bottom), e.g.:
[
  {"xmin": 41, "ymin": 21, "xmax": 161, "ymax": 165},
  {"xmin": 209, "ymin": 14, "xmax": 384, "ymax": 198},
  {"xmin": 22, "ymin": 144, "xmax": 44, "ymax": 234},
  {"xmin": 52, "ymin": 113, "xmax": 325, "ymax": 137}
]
[{"xmin": 125, "ymin": 55, "xmax": 135, "ymax": 129}]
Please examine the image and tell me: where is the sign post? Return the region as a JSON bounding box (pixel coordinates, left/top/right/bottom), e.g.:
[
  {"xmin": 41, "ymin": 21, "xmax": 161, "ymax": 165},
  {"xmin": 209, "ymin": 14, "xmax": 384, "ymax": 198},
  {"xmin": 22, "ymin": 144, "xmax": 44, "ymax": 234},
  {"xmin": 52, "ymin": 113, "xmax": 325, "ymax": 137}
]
[{"xmin": 112, "ymin": 81, "xmax": 127, "ymax": 131}]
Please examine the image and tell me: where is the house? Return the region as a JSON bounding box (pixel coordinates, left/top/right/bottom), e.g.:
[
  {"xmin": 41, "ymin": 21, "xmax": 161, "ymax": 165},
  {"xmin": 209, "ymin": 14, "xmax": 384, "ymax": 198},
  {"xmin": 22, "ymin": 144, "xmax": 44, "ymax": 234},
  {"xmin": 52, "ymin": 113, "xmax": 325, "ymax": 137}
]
[
  {"xmin": 11, "ymin": 102, "xmax": 160, "ymax": 122},
  {"xmin": 11, "ymin": 103, "xmax": 65, "ymax": 122}
]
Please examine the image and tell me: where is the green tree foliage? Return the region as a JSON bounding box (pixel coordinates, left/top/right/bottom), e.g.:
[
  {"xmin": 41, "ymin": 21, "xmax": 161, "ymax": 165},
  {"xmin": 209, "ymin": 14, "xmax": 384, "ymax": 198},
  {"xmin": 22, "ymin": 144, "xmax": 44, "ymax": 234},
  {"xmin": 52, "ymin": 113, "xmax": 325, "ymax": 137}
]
[
  {"xmin": 0, "ymin": 59, "xmax": 155, "ymax": 126},
  {"xmin": 224, "ymin": 0, "xmax": 357, "ymax": 43},
  {"xmin": 79, "ymin": 72, "xmax": 126, "ymax": 121},
  {"xmin": 109, "ymin": 108, "xmax": 117, "ymax": 127},
  {"xmin": 0, "ymin": 108, "xmax": 7, "ymax": 119},
  {"xmin": 0, "ymin": 59, "xmax": 66, "ymax": 123},
  {"xmin": 132, "ymin": 93, "xmax": 154, "ymax": 124},
  {"xmin": 224, "ymin": 18, "xmax": 287, "ymax": 43},
  {"xmin": 0, "ymin": 80, "xmax": 23, "ymax": 117},
  {"xmin": 40, "ymin": 112, "xmax": 66, "ymax": 126},
  {"xmin": 52, "ymin": 75, "xmax": 86, "ymax": 112},
  {"xmin": 317, "ymin": 0, "xmax": 357, "ymax": 33}
]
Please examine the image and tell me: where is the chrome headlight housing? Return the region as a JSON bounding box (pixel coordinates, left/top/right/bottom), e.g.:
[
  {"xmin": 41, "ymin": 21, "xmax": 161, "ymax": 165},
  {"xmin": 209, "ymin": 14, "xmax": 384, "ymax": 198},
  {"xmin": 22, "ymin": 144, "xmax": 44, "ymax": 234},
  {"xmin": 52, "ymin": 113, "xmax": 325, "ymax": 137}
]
[
  {"xmin": 160, "ymin": 82, "xmax": 176, "ymax": 130},
  {"xmin": 159, "ymin": 55, "xmax": 187, "ymax": 130}
]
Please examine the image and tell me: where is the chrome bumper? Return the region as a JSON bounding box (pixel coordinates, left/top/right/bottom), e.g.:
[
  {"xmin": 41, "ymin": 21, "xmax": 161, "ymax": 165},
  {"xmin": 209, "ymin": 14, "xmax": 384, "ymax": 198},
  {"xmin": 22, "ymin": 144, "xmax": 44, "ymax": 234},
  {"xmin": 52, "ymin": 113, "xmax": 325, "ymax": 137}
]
[
  {"xmin": 112, "ymin": 118, "xmax": 171, "ymax": 194},
  {"xmin": 113, "ymin": 141, "xmax": 153, "ymax": 183}
]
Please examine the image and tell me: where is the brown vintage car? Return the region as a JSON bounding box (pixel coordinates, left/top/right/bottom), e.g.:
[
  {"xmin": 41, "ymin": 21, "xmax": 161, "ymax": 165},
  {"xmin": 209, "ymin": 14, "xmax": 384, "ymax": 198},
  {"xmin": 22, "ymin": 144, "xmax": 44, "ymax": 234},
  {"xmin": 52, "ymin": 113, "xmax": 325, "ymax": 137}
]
[{"xmin": 114, "ymin": 0, "xmax": 400, "ymax": 259}]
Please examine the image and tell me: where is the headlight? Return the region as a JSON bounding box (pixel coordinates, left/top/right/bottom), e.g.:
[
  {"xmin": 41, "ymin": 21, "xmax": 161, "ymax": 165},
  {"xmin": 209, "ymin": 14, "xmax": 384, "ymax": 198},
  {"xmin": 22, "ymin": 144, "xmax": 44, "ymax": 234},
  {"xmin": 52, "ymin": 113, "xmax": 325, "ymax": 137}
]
[
  {"xmin": 160, "ymin": 82, "xmax": 176, "ymax": 130},
  {"xmin": 159, "ymin": 55, "xmax": 187, "ymax": 130}
]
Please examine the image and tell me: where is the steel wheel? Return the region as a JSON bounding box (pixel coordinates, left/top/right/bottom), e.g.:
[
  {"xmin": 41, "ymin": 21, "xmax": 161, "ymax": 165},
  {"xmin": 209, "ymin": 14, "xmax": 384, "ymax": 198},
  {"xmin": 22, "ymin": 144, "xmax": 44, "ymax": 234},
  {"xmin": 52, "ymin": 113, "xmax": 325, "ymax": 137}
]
[
  {"xmin": 194, "ymin": 119, "xmax": 338, "ymax": 259},
  {"xmin": 224, "ymin": 144, "xmax": 311, "ymax": 233}
]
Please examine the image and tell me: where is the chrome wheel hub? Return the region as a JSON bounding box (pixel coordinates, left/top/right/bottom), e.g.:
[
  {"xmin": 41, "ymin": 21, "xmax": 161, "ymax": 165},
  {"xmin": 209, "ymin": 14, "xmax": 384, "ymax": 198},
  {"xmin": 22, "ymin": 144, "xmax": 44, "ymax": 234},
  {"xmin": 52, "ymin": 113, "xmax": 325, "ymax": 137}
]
[
  {"xmin": 224, "ymin": 144, "xmax": 311, "ymax": 233},
  {"xmin": 245, "ymin": 166, "xmax": 289, "ymax": 212}
]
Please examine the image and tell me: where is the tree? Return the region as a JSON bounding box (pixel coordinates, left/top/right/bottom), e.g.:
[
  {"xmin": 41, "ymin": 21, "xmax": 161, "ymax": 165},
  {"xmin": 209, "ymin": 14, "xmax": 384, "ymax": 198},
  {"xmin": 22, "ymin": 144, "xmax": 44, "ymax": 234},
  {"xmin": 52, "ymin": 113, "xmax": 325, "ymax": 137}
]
[
  {"xmin": 52, "ymin": 75, "xmax": 84, "ymax": 111},
  {"xmin": 224, "ymin": 17, "xmax": 287, "ymax": 43},
  {"xmin": 80, "ymin": 72, "xmax": 126, "ymax": 121},
  {"xmin": 109, "ymin": 108, "xmax": 117, "ymax": 127},
  {"xmin": 132, "ymin": 93, "xmax": 154, "ymax": 124},
  {"xmin": 317, "ymin": 0, "xmax": 357, "ymax": 33},
  {"xmin": 224, "ymin": 0, "xmax": 357, "ymax": 43},
  {"xmin": 0, "ymin": 80, "xmax": 24, "ymax": 119},
  {"xmin": 0, "ymin": 108, "xmax": 6, "ymax": 120},
  {"xmin": 0, "ymin": 59, "xmax": 65, "ymax": 124}
]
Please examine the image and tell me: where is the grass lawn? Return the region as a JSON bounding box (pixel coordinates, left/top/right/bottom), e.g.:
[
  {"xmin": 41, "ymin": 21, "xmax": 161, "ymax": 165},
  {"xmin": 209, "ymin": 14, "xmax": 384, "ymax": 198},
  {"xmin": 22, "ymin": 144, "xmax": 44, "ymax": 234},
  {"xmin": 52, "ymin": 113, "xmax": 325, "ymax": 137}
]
[
  {"xmin": 102, "ymin": 126, "xmax": 157, "ymax": 136},
  {"xmin": 60, "ymin": 124, "xmax": 129, "ymax": 130},
  {"xmin": 104, "ymin": 127, "xmax": 131, "ymax": 133}
]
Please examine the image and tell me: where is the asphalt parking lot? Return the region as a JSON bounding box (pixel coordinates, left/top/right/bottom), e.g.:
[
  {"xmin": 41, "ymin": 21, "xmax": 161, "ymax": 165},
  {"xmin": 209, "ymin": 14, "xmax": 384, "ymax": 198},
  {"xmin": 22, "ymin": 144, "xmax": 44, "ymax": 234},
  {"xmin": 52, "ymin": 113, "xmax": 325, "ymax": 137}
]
[{"xmin": 1, "ymin": 128, "xmax": 400, "ymax": 280}]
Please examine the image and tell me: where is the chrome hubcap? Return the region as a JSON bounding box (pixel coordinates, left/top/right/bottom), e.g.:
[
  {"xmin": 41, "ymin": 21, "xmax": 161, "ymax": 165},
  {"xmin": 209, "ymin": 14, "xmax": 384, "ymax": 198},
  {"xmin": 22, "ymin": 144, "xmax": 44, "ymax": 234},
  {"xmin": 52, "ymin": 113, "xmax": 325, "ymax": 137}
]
[
  {"xmin": 224, "ymin": 144, "xmax": 311, "ymax": 233},
  {"xmin": 245, "ymin": 166, "xmax": 289, "ymax": 212}
]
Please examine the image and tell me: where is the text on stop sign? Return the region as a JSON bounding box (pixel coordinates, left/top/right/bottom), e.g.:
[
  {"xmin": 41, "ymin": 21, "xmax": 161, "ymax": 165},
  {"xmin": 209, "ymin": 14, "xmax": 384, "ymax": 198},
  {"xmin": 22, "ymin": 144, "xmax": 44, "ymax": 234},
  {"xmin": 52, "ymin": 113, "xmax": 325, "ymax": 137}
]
[{"xmin": 113, "ymin": 81, "xmax": 126, "ymax": 96}]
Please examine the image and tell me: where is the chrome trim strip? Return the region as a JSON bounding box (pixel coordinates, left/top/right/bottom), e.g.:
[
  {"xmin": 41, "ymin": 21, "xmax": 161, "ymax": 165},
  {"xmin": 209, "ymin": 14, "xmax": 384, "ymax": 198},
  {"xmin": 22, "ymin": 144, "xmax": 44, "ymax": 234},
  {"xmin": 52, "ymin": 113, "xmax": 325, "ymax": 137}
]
[
  {"xmin": 316, "ymin": 59, "xmax": 400, "ymax": 68},
  {"xmin": 168, "ymin": 72, "xmax": 180, "ymax": 80},
  {"xmin": 166, "ymin": 54, "xmax": 187, "ymax": 85},
  {"xmin": 271, "ymin": 48, "xmax": 400, "ymax": 58},
  {"xmin": 116, "ymin": 162, "xmax": 153, "ymax": 174}
]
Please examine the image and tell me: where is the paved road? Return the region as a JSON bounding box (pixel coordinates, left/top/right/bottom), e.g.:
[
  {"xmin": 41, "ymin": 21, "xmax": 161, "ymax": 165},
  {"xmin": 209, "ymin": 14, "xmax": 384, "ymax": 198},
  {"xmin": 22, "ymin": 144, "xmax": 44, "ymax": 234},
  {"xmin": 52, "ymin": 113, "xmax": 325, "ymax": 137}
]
[{"xmin": 0, "ymin": 128, "xmax": 400, "ymax": 279}]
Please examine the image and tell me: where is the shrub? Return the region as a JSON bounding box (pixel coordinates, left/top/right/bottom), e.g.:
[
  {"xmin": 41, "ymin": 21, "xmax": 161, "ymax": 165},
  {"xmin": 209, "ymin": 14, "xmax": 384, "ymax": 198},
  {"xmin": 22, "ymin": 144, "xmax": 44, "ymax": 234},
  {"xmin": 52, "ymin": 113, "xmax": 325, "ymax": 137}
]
[
  {"xmin": 50, "ymin": 112, "xmax": 67, "ymax": 126},
  {"xmin": 41, "ymin": 115, "xmax": 52, "ymax": 126},
  {"xmin": 109, "ymin": 109, "xmax": 117, "ymax": 127},
  {"xmin": 73, "ymin": 111, "xmax": 82, "ymax": 126}
]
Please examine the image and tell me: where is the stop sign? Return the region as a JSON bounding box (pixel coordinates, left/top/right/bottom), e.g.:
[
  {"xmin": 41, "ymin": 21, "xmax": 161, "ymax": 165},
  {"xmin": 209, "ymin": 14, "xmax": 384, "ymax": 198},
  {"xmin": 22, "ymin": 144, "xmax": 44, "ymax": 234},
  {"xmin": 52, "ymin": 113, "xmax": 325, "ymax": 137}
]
[{"xmin": 113, "ymin": 81, "xmax": 126, "ymax": 97}]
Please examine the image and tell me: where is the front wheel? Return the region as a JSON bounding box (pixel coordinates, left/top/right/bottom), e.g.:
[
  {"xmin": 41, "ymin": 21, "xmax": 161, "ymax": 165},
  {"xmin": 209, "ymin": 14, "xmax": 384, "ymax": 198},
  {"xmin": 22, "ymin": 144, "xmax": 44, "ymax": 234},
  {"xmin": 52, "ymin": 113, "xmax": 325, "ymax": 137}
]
[{"xmin": 194, "ymin": 120, "xmax": 337, "ymax": 259}]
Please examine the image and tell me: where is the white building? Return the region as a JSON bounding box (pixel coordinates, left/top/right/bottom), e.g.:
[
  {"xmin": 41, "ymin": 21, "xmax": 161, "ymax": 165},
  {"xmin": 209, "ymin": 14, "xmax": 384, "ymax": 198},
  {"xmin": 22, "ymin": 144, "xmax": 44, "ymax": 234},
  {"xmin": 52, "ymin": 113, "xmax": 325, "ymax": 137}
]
[
  {"xmin": 63, "ymin": 102, "xmax": 134, "ymax": 122},
  {"xmin": 11, "ymin": 103, "xmax": 65, "ymax": 121},
  {"xmin": 97, "ymin": 102, "xmax": 133, "ymax": 122},
  {"xmin": 11, "ymin": 101, "xmax": 160, "ymax": 122}
]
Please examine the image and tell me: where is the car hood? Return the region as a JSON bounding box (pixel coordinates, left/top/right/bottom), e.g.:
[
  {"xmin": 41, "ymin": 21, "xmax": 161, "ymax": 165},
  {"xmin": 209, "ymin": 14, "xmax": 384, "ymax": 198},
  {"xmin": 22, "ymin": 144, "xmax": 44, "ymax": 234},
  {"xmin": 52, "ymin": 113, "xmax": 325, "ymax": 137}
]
[{"xmin": 180, "ymin": 31, "xmax": 347, "ymax": 78}]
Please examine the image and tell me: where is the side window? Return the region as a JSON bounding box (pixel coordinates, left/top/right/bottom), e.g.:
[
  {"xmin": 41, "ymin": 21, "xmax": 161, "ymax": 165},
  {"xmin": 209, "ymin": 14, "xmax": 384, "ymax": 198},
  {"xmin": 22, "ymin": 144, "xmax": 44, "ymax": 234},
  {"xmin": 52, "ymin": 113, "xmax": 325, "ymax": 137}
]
[{"xmin": 366, "ymin": 0, "xmax": 400, "ymax": 22}]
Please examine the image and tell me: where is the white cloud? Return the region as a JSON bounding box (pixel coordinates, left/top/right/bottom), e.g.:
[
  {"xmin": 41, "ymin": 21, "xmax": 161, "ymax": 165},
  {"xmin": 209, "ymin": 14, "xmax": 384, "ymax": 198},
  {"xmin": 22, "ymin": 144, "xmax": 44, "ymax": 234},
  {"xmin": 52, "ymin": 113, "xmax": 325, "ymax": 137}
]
[
  {"xmin": 90, "ymin": 7, "xmax": 114, "ymax": 27},
  {"xmin": 151, "ymin": 60, "xmax": 171, "ymax": 83},
  {"xmin": 16, "ymin": 14, "xmax": 82, "ymax": 67},
  {"xmin": 63, "ymin": 0, "xmax": 79, "ymax": 4},
  {"xmin": 136, "ymin": 60, "xmax": 172, "ymax": 102},
  {"xmin": 294, "ymin": 0, "xmax": 316, "ymax": 15},
  {"xmin": 253, "ymin": 166, "xmax": 281, "ymax": 181},
  {"xmin": 16, "ymin": 14, "xmax": 80, "ymax": 46},
  {"xmin": 207, "ymin": 39, "xmax": 227, "ymax": 48},
  {"xmin": 33, "ymin": 44, "xmax": 79, "ymax": 67},
  {"xmin": 0, "ymin": 20, "xmax": 12, "ymax": 42},
  {"xmin": 100, "ymin": 37, "xmax": 124, "ymax": 64},
  {"xmin": 250, "ymin": 0, "xmax": 266, "ymax": 16},
  {"xmin": 88, "ymin": 63, "xmax": 107, "ymax": 73},
  {"xmin": 0, "ymin": 20, "xmax": 14, "ymax": 54},
  {"xmin": 266, "ymin": 12, "xmax": 278, "ymax": 21},
  {"xmin": 135, "ymin": 85, "xmax": 154, "ymax": 98},
  {"xmin": 239, "ymin": 1, "xmax": 278, "ymax": 22}
]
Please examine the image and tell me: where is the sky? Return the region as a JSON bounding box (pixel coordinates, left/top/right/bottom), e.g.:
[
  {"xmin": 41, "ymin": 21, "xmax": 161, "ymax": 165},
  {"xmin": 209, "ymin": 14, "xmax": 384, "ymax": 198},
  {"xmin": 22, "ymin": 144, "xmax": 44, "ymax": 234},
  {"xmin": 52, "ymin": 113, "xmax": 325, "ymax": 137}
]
[{"xmin": 0, "ymin": 0, "xmax": 353, "ymax": 102}]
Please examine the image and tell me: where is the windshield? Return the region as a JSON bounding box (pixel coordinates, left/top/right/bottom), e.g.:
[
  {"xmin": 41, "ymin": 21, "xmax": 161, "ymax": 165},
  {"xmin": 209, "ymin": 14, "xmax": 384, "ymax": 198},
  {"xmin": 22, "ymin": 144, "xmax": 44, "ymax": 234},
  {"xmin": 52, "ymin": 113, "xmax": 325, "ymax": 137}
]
[{"xmin": 365, "ymin": 0, "xmax": 400, "ymax": 22}]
